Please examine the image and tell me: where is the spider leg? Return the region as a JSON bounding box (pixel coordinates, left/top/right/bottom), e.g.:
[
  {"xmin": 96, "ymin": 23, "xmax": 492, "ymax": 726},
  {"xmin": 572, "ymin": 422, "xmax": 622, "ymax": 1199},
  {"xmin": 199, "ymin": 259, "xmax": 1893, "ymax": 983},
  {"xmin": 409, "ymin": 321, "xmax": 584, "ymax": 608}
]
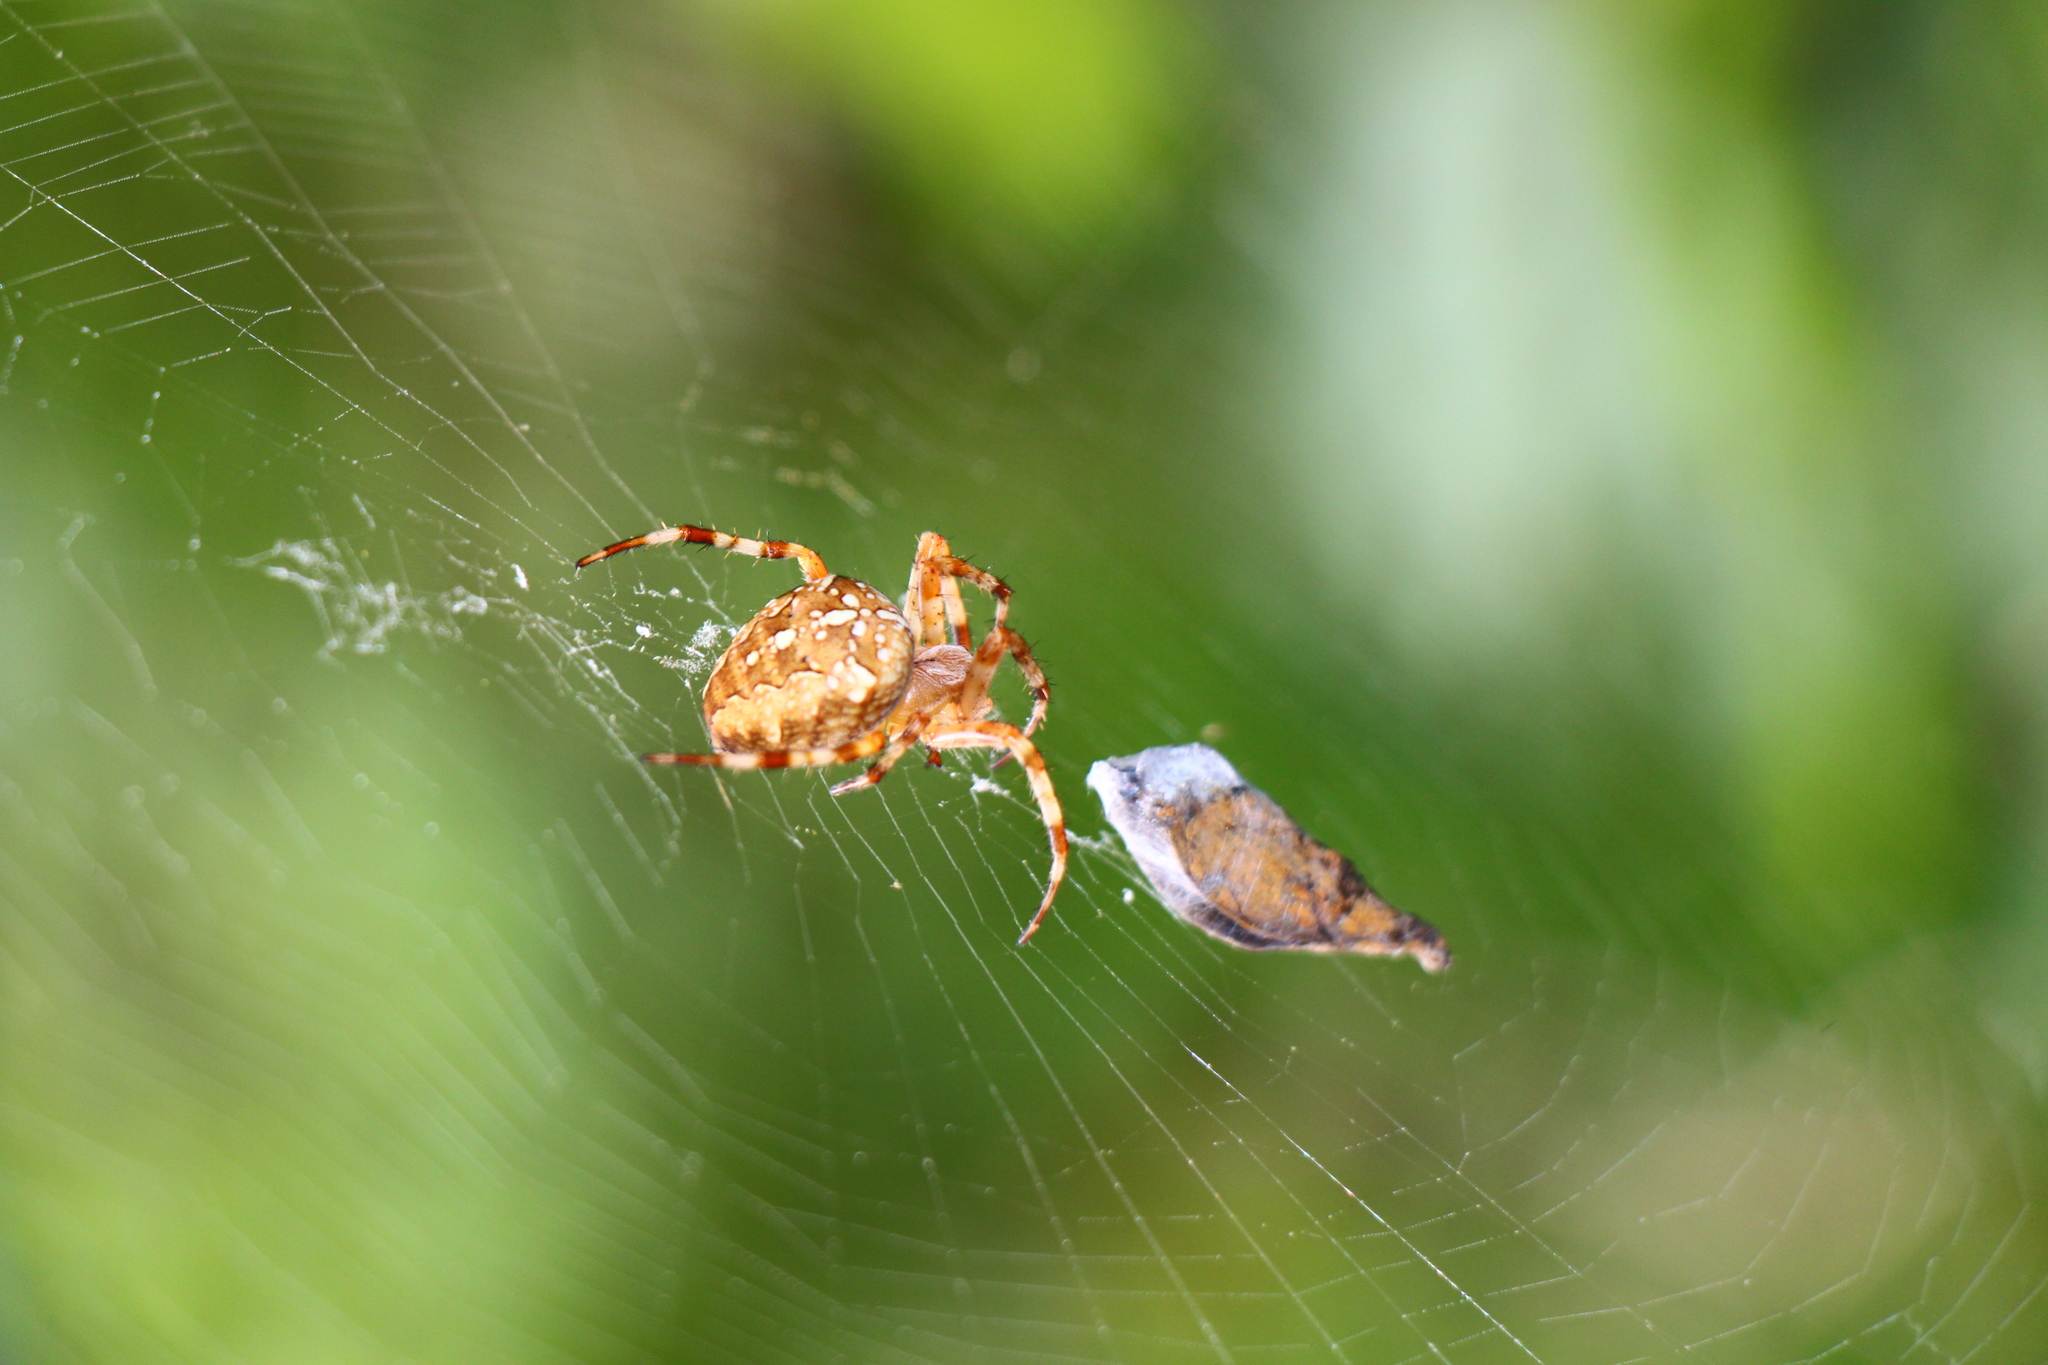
[
  {"xmin": 938, "ymin": 572, "xmax": 972, "ymax": 647},
  {"xmin": 958, "ymin": 625, "xmax": 1050, "ymax": 743},
  {"xmin": 1007, "ymin": 631, "xmax": 1050, "ymax": 738},
  {"xmin": 927, "ymin": 553, "xmax": 1012, "ymax": 636},
  {"xmin": 913, "ymin": 538, "xmax": 1046, "ymax": 760},
  {"xmin": 643, "ymin": 729, "xmax": 886, "ymax": 770},
  {"xmin": 924, "ymin": 721, "xmax": 1067, "ymax": 944},
  {"xmin": 827, "ymin": 716, "xmax": 930, "ymax": 796},
  {"xmin": 910, "ymin": 531, "xmax": 973, "ymax": 647},
  {"xmin": 577, "ymin": 524, "xmax": 829, "ymax": 581}
]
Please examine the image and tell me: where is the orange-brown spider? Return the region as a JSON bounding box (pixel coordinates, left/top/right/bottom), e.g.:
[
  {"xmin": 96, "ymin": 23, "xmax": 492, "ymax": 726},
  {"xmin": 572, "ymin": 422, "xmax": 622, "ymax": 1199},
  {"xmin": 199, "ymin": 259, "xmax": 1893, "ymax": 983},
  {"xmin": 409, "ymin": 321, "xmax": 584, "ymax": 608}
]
[{"xmin": 576, "ymin": 524, "xmax": 1065, "ymax": 944}]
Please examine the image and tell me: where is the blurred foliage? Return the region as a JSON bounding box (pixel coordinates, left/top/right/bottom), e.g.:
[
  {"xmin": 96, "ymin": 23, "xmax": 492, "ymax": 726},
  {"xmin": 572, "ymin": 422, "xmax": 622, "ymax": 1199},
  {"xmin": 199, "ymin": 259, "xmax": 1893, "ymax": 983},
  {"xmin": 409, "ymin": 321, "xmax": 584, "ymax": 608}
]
[
  {"xmin": 695, "ymin": 0, "xmax": 1210, "ymax": 261},
  {"xmin": 4, "ymin": 0, "xmax": 2048, "ymax": 1361}
]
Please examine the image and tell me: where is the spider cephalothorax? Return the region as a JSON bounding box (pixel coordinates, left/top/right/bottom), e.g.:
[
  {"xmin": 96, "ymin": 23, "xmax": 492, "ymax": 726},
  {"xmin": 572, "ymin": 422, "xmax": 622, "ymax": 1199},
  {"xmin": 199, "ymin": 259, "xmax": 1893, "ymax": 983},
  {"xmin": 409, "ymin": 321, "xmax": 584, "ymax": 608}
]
[{"xmin": 576, "ymin": 524, "xmax": 1064, "ymax": 943}]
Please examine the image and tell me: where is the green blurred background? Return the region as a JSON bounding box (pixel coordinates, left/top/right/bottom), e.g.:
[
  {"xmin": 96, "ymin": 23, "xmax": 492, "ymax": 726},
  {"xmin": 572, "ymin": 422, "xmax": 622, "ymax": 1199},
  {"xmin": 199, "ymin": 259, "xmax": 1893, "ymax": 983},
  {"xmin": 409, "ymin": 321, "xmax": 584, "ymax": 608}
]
[{"xmin": 4, "ymin": 0, "xmax": 2048, "ymax": 1360}]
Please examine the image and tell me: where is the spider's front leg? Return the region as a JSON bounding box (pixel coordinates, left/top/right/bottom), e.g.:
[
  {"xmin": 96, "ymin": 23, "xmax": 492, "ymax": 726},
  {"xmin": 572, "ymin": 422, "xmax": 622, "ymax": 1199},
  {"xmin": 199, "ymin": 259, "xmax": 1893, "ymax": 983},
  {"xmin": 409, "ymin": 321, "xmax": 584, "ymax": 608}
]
[
  {"xmin": 957, "ymin": 625, "xmax": 1050, "ymax": 739},
  {"xmin": 909, "ymin": 531, "xmax": 972, "ymax": 647},
  {"xmin": 924, "ymin": 720, "xmax": 1068, "ymax": 944},
  {"xmin": 909, "ymin": 538, "xmax": 1047, "ymax": 744},
  {"xmin": 909, "ymin": 533, "xmax": 1024, "ymax": 646}
]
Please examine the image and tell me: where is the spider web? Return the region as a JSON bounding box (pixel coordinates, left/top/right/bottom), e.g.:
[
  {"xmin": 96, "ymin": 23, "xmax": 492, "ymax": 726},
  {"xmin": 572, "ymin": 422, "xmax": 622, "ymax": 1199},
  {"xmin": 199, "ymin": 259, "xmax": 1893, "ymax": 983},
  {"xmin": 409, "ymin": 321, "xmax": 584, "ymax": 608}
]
[{"xmin": 1, "ymin": 1, "xmax": 2045, "ymax": 1363}]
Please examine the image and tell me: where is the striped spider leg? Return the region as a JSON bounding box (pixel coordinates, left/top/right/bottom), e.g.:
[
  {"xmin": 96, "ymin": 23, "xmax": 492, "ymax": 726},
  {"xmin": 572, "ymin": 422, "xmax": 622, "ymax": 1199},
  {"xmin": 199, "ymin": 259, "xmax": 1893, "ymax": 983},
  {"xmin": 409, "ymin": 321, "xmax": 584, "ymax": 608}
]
[
  {"xmin": 927, "ymin": 721, "xmax": 1067, "ymax": 944},
  {"xmin": 575, "ymin": 523, "xmax": 826, "ymax": 579},
  {"xmin": 576, "ymin": 522, "xmax": 1067, "ymax": 943},
  {"xmin": 906, "ymin": 532, "xmax": 1050, "ymax": 760}
]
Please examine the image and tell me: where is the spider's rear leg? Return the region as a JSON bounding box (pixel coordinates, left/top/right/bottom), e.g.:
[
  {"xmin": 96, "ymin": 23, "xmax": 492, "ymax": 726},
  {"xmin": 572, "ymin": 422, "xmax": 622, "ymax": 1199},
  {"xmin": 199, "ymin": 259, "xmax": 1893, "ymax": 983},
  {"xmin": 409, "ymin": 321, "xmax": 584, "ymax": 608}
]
[
  {"xmin": 924, "ymin": 721, "xmax": 1067, "ymax": 944},
  {"xmin": 643, "ymin": 729, "xmax": 887, "ymax": 770},
  {"xmin": 577, "ymin": 523, "xmax": 829, "ymax": 581}
]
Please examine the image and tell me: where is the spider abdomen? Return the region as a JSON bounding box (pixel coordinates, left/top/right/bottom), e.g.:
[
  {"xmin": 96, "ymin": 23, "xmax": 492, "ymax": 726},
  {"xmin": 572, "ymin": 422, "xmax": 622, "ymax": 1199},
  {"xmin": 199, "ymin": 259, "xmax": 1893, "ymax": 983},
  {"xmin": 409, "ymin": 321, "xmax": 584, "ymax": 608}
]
[{"xmin": 702, "ymin": 575, "xmax": 917, "ymax": 752}]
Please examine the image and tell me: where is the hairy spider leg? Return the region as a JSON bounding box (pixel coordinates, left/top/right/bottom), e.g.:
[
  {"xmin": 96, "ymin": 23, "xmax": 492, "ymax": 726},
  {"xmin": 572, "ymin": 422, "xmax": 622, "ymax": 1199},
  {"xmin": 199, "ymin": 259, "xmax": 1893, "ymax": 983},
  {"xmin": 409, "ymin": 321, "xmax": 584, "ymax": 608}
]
[
  {"xmin": 911, "ymin": 534, "xmax": 1022, "ymax": 649},
  {"xmin": 910, "ymin": 531, "xmax": 974, "ymax": 647},
  {"xmin": 957, "ymin": 624, "xmax": 1050, "ymax": 739},
  {"xmin": 908, "ymin": 539, "xmax": 1042, "ymax": 719},
  {"xmin": 575, "ymin": 524, "xmax": 829, "ymax": 582},
  {"xmin": 827, "ymin": 714, "xmax": 931, "ymax": 796},
  {"xmin": 930, "ymin": 553, "xmax": 1013, "ymax": 635},
  {"xmin": 643, "ymin": 729, "xmax": 888, "ymax": 770},
  {"xmin": 923, "ymin": 721, "xmax": 1067, "ymax": 944},
  {"xmin": 909, "ymin": 540, "xmax": 1049, "ymax": 763}
]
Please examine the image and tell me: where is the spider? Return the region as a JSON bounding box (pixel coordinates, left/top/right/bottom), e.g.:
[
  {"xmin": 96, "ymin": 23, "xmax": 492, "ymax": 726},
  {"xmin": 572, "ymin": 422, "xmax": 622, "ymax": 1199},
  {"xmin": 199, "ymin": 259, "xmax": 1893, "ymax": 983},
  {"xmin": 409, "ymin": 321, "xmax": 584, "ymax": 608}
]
[{"xmin": 576, "ymin": 523, "xmax": 1066, "ymax": 944}]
